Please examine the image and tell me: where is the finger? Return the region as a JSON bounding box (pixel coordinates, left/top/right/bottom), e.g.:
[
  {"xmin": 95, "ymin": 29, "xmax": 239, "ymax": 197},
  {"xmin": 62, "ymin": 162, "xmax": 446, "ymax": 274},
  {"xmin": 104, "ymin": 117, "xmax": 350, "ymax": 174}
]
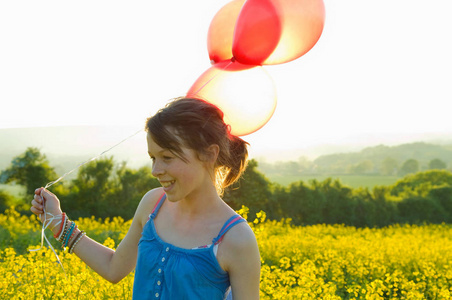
[
  {"xmin": 35, "ymin": 187, "xmax": 44, "ymax": 196},
  {"xmin": 30, "ymin": 205, "xmax": 44, "ymax": 215},
  {"xmin": 41, "ymin": 188, "xmax": 55, "ymax": 200},
  {"xmin": 33, "ymin": 194, "xmax": 42, "ymax": 203},
  {"xmin": 31, "ymin": 198, "xmax": 43, "ymax": 209}
]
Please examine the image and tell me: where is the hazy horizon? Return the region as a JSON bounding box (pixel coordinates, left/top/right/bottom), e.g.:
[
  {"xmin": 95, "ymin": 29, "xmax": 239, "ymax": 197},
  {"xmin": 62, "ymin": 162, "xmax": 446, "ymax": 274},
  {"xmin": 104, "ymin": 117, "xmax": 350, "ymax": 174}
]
[{"xmin": 2, "ymin": 126, "xmax": 452, "ymax": 168}]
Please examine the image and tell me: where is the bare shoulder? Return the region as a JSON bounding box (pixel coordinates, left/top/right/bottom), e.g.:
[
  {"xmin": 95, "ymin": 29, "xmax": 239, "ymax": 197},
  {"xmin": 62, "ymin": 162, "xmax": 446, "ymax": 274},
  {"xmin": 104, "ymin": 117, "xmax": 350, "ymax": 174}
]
[
  {"xmin": 135, "ymin": 187, "xmax": 165, "ymax": 228},
  {"xmin": 223, "ymin": 221, "xmax": 257, "ymax": 249},
  {"xmin": 218, "ymin": 220, "xmax": 261, "ymax": 299},
  {"xmin": 218, "ymin": 221, "xmax": 260, "ymax": 271}
]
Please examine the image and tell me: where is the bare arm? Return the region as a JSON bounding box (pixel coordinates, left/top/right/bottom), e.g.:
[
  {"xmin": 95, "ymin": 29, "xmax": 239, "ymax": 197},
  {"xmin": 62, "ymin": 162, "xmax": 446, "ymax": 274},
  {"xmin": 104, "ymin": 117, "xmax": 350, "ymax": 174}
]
[
  {"xmin": 31, "ymin": 187, "xmax": 162, "ymax": 283},
  {"xmin": 219, "ymin": 223, "xmax": 261, "ymax": 299}
]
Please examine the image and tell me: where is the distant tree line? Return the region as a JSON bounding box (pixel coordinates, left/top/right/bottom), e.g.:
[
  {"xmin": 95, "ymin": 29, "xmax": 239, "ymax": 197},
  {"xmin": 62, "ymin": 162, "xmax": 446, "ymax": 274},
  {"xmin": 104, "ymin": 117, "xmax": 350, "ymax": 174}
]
[
  {"xmin": 226, "ymin": 159, "xmax": 452, "ymax": 227},
  {"xmin": 1, "ymin": 147, "xmax": 452, "ymax": 227},
  {"xmin": 258, "ymin": 142, "xmax": 452, "ymax": 176}
]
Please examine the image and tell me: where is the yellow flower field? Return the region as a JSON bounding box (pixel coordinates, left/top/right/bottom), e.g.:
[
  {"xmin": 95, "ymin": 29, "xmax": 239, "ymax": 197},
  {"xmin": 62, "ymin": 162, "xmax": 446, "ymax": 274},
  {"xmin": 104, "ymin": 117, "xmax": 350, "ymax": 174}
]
[{"xmin": 1, "ymin": 207, "xmax": 452, "ymax": 299}]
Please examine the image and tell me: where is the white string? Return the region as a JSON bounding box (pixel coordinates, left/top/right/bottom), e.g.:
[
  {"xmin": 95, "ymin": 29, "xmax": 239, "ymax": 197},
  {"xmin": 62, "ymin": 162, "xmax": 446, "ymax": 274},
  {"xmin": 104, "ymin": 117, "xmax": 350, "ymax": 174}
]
[
  {"xmin": 29, "ymin": 209, "xmax": 66, "ymax": 274},
  {"xmin": 42, "ymin": 128, "xmax": 143, "ymax": 189},
  {"xmin": 30, "ymin": 128, "xmax": 143, "ymax": 273},
  {"xmin": 30, "ymin": 60, "xmax": 228, "ymax": 273},
  {"xmin": 191, "ymin": 60, "xmax": 234, "ymax": 96}
]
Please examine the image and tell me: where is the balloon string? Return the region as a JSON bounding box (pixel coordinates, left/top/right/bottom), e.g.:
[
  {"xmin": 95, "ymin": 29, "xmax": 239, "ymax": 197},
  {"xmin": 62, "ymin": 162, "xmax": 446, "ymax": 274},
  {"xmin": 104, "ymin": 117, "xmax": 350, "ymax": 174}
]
[
  {"xmin": 31, "ymin": 59, "xmax": 231, "ymax": 271},
  {"xmin": 43, "ymin": 128, "xmax": 143, "ymax": 190},
  {"xmin": 191, "ymin": 60, "xmax": 233, "ymax": 96},
  {"xmin": 29, "ymin": 209, "xmax": 66, "ymax": 277},
  {"xmin": 30, "ymin": 128, "xmax": 143, "ymax": 274}
]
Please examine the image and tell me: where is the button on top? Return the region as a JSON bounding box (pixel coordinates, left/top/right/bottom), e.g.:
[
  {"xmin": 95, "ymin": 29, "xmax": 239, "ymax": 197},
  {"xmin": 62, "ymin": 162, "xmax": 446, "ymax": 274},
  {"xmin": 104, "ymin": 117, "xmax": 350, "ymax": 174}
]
[
  {"xmin": 166, "ymin": 247, "xmax": 169, "ymax": 252},
  {"xmin": 158, "ymin": 268, "xmax": 162, "ymax": 273},
  {"xmin": 162, "ymin": 257, "xmax": 165, "ymax": 262}
]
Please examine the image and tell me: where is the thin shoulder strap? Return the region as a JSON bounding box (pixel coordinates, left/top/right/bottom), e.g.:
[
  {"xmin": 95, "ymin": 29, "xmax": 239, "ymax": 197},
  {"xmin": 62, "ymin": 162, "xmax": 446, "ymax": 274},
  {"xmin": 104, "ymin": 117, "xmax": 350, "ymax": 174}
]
[
  {"xmin": 212, "ymin": 215, "xmax": 246, "ymax": 245},
  {"xmin": 150, "ymin": 193, "xmax": 166, "ymax": 219}
]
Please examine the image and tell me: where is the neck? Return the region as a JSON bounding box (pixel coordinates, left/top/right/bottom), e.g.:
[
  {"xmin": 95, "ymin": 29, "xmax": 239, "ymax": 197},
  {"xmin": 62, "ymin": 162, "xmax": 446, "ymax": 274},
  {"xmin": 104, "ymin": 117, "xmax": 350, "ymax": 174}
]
[{"xmin": 175, "ymin": 185, "xmax": 223, "ymax": 218}]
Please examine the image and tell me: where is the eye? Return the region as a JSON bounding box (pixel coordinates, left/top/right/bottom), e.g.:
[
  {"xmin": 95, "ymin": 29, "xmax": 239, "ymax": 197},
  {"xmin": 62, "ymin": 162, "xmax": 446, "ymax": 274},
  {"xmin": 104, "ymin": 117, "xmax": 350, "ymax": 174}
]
[{"xmin": 163, "ymin": 156, "xmax": 173, "ymax": 161}]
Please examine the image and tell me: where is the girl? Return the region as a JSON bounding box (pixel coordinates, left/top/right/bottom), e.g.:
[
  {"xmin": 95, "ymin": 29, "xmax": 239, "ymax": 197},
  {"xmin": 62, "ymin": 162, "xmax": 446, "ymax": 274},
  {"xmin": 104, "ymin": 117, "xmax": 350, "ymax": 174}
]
[{"xmin": 31, "ymin": 97, "xmax": 261, "ymax": 300}]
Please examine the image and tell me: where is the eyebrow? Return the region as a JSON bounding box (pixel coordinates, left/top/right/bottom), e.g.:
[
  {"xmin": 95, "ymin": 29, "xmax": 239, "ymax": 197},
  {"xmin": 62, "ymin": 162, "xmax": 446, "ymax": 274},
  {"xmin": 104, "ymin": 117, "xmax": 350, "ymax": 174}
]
[{"xmin": 148, "ymin": 149, "xmax": 169, "ymax": 156}]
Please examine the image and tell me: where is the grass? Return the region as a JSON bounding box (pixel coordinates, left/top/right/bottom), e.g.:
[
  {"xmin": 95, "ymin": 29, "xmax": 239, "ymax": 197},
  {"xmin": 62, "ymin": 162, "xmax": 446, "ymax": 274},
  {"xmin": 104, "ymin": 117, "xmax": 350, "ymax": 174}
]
[{"xmin": 266, "ymin": 174, "xmax": 400, "ymax": 189}]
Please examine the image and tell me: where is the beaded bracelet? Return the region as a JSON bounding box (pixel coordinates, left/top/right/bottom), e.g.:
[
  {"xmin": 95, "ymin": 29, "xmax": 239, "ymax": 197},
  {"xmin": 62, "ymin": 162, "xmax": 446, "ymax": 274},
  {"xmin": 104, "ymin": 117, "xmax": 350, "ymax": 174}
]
[
  {"xmin": 57, "ymin": 218, "xmax": 68, "ymax": 242},
  {"xmin": 68, "ymin": 230, "xmax": 82, "ymax": 251},
  {"xmin": 58, "ymin": 220, "xmax": 72, "ymax": 243},
  {"xmin": 51, "ymin": 213, "xmax": 86, "ymax": 253},
  {"xmin": 63, "ymin": 221, "xmax": 76, "ymax": 249},
  {"xmin": 67, "ymin": 225, "xmax": 78, "ymax": 247},
  {"xmin": 69, "ymin": 231, "xmax": 86, "ymax": 254}
]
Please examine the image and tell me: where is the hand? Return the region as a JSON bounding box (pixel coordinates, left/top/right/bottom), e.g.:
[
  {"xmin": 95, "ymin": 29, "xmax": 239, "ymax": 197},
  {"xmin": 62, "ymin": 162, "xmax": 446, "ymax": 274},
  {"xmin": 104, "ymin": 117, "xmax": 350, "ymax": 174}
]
[{"xmin": 31, "ymin": 188, "xmax": 63, "ymax": 234}]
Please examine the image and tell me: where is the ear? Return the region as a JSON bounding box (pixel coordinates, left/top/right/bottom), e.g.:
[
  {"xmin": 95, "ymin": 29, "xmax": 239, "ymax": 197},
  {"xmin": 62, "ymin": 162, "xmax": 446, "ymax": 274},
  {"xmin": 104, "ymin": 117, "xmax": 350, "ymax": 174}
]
[{"xmin": 204, "ymin": 144, "xmax": 220, "ymax": 165}]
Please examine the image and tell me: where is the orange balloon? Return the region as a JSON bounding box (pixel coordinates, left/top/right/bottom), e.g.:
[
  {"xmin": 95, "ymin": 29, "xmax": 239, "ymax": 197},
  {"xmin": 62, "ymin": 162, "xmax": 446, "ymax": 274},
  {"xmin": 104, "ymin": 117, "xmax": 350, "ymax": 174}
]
[
  {"xmin": 257, "ymin": 0, "xmax": 325, "ymax": 65},
  {"xmin": 207, "ymin": 0, "xmax": 246, "ymax": 64},
  {"xmin": 187, "ymin": 61, "xmax": 277, "ymax": 136}
]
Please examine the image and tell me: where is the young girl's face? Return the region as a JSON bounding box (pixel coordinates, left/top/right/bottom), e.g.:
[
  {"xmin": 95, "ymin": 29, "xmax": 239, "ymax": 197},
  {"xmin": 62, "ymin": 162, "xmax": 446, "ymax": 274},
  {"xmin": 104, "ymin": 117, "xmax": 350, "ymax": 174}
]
[{"xmin": 147, "ymin": 133, "xmax": 213, "ymax": 202}]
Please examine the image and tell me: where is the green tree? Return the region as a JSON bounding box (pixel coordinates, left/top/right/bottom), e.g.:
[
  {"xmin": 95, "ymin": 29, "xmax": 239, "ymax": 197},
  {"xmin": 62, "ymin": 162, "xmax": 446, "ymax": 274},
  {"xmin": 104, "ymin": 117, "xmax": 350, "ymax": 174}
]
[
  {"xmin": 380, "ymin": 157, "xmax": 398, "ymax": 176},
  {"xmin": 428, "ymin": 158, "xmax": 447, "ymax": 170},
  {"xmin": 397, "ymin": 196, "xmax": 447, "ymax": 224},
  {"xmin": 390, "ymin": 170, "xmax": 452, "ymax": 198},
  {"xmin": 108, "ymin": 164, "xmax": 160, "ymax": 219},
  {"xmin": 283, "ymin": 180, "xmax": 325, "ymax": 225},
  {"xmin": 399, "ymin": 159, "xmax": 419, "ymax": 176},
  {"xmin": 62, "ymin": 157, "xmax": 115, "ymax": 218},
  {"xmin": 372, "ymin": 186, "xmax": 398, "ymax": 226},
  {"xmin": 223, "ymin": 159, "xmax": 272, "ymax": 220},
  {"xmin": 0, "ymin": 148, "xmax": 58, "ymax": 198},
  {"xmin": 352, "ymin": 188, "xmax": 378, "ymax": 228},
  {"xmin": 56, "ymin": 158, "xmax": 161, "ymax": 219},
  {"xmin": 0, "ymin": 190, "xmax": 14, "ymax": 213},
  {"xmin": 314, "ymin": 178, "xmax": 355, "ymax": 225},
  {"xmin": 350, "ymin": 160, "xmax": 374, "ymax": 174}
]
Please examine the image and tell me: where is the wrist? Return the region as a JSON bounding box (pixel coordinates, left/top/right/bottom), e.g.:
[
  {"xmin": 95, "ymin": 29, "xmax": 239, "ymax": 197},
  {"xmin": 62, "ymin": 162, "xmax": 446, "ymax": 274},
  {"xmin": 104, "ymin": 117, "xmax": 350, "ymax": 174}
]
[
  {"xmin": 52, "ymin": 215, "xmax": 86, "ymax": 253},
  {"xmin": 41, "ymin": 211, "xmax": 64, "ymax": 235},
  {"xmin": 51, "ymin": 212, "xmax": 66, "ymax": 237}
]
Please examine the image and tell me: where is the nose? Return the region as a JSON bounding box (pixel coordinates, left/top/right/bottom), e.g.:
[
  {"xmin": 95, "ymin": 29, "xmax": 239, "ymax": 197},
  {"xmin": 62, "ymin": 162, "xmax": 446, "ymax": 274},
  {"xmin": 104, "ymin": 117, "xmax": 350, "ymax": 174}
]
[{"xmin": 151, "ymin": 160, "xmax": 164, "ymax": 177}]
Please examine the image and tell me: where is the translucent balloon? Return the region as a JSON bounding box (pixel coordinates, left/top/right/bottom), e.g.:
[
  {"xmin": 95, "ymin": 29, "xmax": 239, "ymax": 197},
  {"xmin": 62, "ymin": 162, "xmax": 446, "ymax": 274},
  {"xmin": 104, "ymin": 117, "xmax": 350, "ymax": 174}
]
[
  {"xmin": 255, "ymin": 0, "xmax": 325, "ymax": 65},
  {"xmin": 187, "ymin": 60, "xmax": 277, "ymax": 136},
  {"xmin": 207, "ymin": 0, "xmax": 245, "ymax": 64},
  {"xmin": 232, "ymin": 0, "xmax": 282, "ymax": 65},
  {"xmin": 207, "ymin": 0, "xmax": 325, "ymax": 65}
]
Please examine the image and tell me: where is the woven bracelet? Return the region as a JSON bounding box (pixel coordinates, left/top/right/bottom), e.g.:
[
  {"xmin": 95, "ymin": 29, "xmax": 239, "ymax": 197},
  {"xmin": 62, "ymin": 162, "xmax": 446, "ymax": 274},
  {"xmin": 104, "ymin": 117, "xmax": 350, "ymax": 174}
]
[{"xmin": 69, "ymin": 231, "xmax": 86, "ymax": 254}]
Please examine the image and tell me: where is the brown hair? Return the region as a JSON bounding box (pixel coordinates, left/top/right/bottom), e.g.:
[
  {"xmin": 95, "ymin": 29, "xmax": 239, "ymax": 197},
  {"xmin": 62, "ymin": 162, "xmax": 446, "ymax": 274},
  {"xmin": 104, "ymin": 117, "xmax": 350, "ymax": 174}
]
[{"xmin": 145, "ymin": 97, "xmax": 249, "ymax": 195}]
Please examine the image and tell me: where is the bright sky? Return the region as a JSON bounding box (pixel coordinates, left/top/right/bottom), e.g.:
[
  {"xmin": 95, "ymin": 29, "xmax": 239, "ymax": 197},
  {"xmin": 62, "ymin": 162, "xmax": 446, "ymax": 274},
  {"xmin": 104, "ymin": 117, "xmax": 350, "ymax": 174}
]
[{"xmin": 1, "ymin": 0, "xmax": 451, "ymax": 155}]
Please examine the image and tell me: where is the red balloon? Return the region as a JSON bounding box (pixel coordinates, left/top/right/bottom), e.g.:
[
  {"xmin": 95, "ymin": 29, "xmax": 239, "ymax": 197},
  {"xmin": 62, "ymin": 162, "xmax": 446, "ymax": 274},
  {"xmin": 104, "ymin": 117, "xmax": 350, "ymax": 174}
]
[
  {"xmin": 208, "ymin": 0, "xmax": 325, "ymax": 65},
  {"xmin": 187, "ymin": 61, "xmax": 277, "ymax": 136},
  {"xmin": 232, "ymin": 0, "xmax": 282, "ymax": 65},
  {"xmin": 207, "ymin": 0, "xmax": 245, "ymax": 64}
]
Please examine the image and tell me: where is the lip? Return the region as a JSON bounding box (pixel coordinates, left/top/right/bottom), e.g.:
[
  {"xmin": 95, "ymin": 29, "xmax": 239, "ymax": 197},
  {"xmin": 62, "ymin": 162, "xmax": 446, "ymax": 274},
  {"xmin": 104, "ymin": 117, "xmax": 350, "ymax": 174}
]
[{"xmin": 159, "ymin": 180, "xmax": 175, "ymax": 191}]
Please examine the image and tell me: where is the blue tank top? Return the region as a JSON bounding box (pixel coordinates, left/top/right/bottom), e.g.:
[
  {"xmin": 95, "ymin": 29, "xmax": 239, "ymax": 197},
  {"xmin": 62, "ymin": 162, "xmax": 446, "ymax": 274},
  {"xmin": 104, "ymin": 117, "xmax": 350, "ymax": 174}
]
[{"xmin": 133, "ymin": 193, "xmax": 246, "ymax": 300}]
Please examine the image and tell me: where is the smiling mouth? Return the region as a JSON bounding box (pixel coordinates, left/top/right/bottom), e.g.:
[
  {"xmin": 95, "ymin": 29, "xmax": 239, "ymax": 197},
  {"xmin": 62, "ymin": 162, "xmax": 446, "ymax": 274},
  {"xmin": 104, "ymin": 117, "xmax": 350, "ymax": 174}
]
[{"xmin": 160, "ymin": 181, "xmax": 175, "ymax": 188}]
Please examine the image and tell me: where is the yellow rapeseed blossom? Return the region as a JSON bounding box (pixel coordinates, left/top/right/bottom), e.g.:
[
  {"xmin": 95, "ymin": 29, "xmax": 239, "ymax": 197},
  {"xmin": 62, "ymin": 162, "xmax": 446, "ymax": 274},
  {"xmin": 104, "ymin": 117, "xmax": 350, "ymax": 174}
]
[{"xmin": 1, "ymin": 207, "xmax": 452, "ymax": 299}]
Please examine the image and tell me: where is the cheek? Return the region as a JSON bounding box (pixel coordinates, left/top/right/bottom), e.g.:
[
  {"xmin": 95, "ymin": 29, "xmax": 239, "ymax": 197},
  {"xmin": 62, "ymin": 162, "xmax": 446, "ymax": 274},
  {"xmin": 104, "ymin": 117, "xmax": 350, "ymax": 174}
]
[{"xmin": 178, "ymin": 165, "xmax": 204, "ymax": 185}]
